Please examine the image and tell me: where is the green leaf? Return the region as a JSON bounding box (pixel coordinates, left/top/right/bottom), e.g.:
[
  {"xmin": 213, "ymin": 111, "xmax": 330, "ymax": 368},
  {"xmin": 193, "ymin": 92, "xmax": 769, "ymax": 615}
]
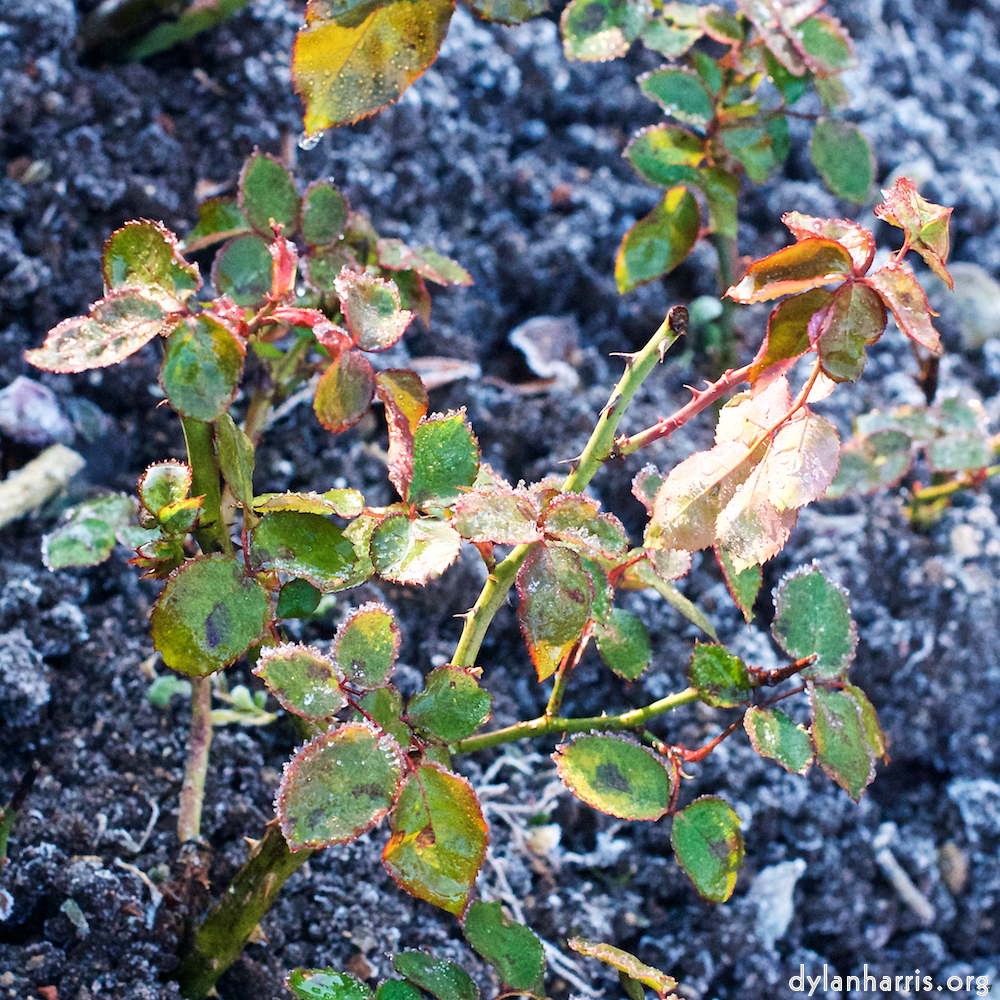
[
  {"xmin": 624, "ymin": 124, "xmax": 704, "ymax": 189},
  {"xmin": 357, "ymin": 685, "xmax": 411, "ymax": 747},
  {"xmin": 595, "ymin": 608, "xmax": 652, "ymax": 680},
  {"xmin": 452, "ymin": 488, "xmax": 541, "ymax": 545},
  {"xmin": 408, "ymin": 411, "xmax": 480, "ymax": 507},
  {"xmin": 370, "ymin": 513, "xmax": 462, "ymax": 585},
  {"xmin": 843, "ymin": 681, "xmax": 888, "ymax": 763},
  {"xmin": 42, "ymin": 493, "xmax": 137, "ymax": 570},
  {"xmin": 148, "ymin": 674, "xmax": 192, "ymax": 708},
  {"xmin": 743, "ymin": 706, "xmax": 813, "ymax": 775},
  {"xmin": 727, "ymin": 238, "xmax": 854, "ymax": 304},
  {"xmin": 239, "ymin": 152, "xmax": 301, "ymax": 236},
  {"xmin": 376, "ymin": 240, "xmax": 473, "ymax": 286},
  {"xmin": 213, "ymin": 413, "xmax": 255, "ymax": 511},
  {"xmin": 277, "ymin": 578, "xmax": 323, "ymax": 618},
  {"xmin": 793, "ymin": 14, "xmax": 855, "ymax": 74},
  {"xmin": 182, "ymin": 196, "xmax": 251, "ymax": 254},
  {"xmin": 278, "ymin": 722, "xmax": 405, "ymax": 849},
  {"xmin": 816, "ymin": 281, "xmax": 887, "ymax": 383},
  {"xmin": 138, "ymin": 461, "xmax": 192, "ymax": 517},
  {"xmin": 615, "ymin": 186, "xmax": 700, "ymax": 293},
  {"xmin": 640, "ymin": 17, "xmax": 701, "ymax": 58},
  {"xmin": 294, "ymin": 0, "xmax": 455, "ymax": 132},
  {"xmin": 254, "ymin": 642, "xmax": 345, "ymax": 721},
  {"xmin": 809, "ymin": 684, "xmax": 875, "ymax": 801},
  {"xmin": 376, "ymin": 981, "xmax": 423, "ymax": 1000},
  {"xmin": 771, "ymin": 564, "xmax": 857, "ymax": 678},
  {"xmin": 383, "ymin": 764, "xmax": 488, "ymax": 914},
  {"xmin": 160, "ymin": 316, "xmax": 246, "ymax": 422},
  {"xmin": 826, "ymin": 428, "xmax": 912, "ymax": 499},
  {"xmin": 560, "ymin": 0, "xmax": 650, "ymax": 61},
  {"xmin": 542, "ymin": 494, "xmax": 630, "ymax": 558},
  {"xmin": 749, "ymin": 287, "xmax": 831, "ymax": 381},
  {"xmin": 211, "ymin": 234, "xmax": 274, "ymax": 307},
  {"xmin": 25, "ymin": 290, "xmax": 177, "ymax": 374},
  {"xmin": 698, "ymin": 166, "xmax": 739, "ymax": 239},
  {"xmin": 719, "ymin": 125, "xmax": 776, "ymax": 184},
  {"xmin": 639, "ymin": 67, "xmax": 714, "ymax": 126},
  {"xmin": 150, "ymin": 555, "xmax": 270, "ymax": 676},
  {"xmin": 406, "ymin": 666, "xmax": 493, "ymax": 742},
  {"xmin": 516, "ymin": 544, "xmax": 593, "ymax": 682},
  {"xmin": 670, "ymin": 795, "xmax": 744, "ymax": 902},
  {"xmin": 102, "ymin": 220, "xmax": 200, "ymax": 309},
  {"xmin": 314, "ymin": 349, "xmax": 377, "ymax": 434},
  {"xmin": 710, "ymin": 549, "xmax": 757, "ymax": 628},
  {"xmin": 864, "ymin": 262, "xmax": 942, "ymax": 355},
  {"xmin": 554, "ymin": 733, "xmax": 671, "ymax": 820},
  {"xmin": 333, "ymin": 602, "xmax": 401, "ymax": 689},
  {"xmin": 463, "ymin": 0, "xmax": 550, "ymax": 24},
  {"xmin": 464, "ymin": 901, "xmax": 545, "ymax": 993},
  {"xmin": 810, "ymin": 119, "xmax": 873, "ymax": 204},
  {"xmin": 689, "ymin": 641, "xmax": 751, "ymax": 707},
  {"xmin": 287, "ymin": 969, "xmax": 374, "ymax": 1000},
  {"xmin": 336, "ymin": 270, "xmax": 413, "ymax": 352},
  {"xmin": 764, "ymin": 48, "xmax": 808, "ymax": 105},
  {"xmin": 566, "ymin": 939, "xmax": 677, "ymax": 999},
  {"xmin": 156, "ymin": 497, "xmax": 204, "ymax": 535},
  {"xmin": 252, "ymin": 489, "xmax": 366, "ymax": 519},
  {"xmin": 251, "ymin": 510, "xmax": 359, "ymax": 591},
  {"xmin": 301, "ymin": 181, "xmax": 349, "ymax": 247},
  {"xmin": 393, "ymin": 954, "xmax": 477, "ymax": 1000}
]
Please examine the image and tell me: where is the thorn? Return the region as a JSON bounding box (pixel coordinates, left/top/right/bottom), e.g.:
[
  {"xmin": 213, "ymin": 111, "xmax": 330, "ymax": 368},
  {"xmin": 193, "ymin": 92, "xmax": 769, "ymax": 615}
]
[{"xmin": 601, "ymin": 392, "xmax": 622, "ymax": 418}]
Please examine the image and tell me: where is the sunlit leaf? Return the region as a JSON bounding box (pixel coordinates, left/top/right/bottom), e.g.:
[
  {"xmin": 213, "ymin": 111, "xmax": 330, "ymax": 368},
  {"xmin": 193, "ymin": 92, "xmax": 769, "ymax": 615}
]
[
  {"xmin": 542, "ymin": 494, "xmax": 630, "ymax": 557},
  {"xmin": 156, "ymin": 496, "xmax": 204, "ymax": 535},
  {"xmin": 252, "ymin": 489, "xmax": 366, "ymax": 518},
  {"xmin": 42, "ymin": 493, "xmax": 137, "ymax": 570},
  {"xmin": 670, "ymin": 795, "xmax": 744, "ymax": 902},
  {"xmin": 336, "ymin": 270, "xmax": 413, "ymax": 352},
  {"xmin": 294, "ymin": 0, "xmax": 455, "ymax": 132},
  {"xmin": 560, "ymin": 0, "xmax": 650, "ymax": 61},
  {"xmin": 567, "ymin": 939, "xmax": 677, "ymax": 999},
  {"xmin": 554, "ymin": 733, "xmax": 671, "ymax": 820},
  {"xmin": 301, "ymin": 181, "xmax": 349, "ymax": 247},
  {"xmin": 150, "ymin": 555, "xmax": 270, "ymax": 676},
  {"xmin": 771, "ymin": 563, "xmax": 857, "ymax": 678},
  {"xmin": 727, "ymin": 238, "xmax": 853, "ymax": 304},
  {"xmin": 383, "ymin": 763, "xmax": 488, "ymax": 914},
  {"xmin": 874, "ymin": 176, "xmax": 953, "ymax": 287},
  {"xmin": 333, "ymin": 601, "xmax": 401, "ymax": 690},
  {"xmin": 409, "ymin": 410, "xmax": 480, "ymax": 507},
  {"xmin": 25, "ymin": 290, "xmax": 177, "ymax": 374},
  {"xmin": 278, "ymin": 722, "xmax": 405, "ymax": 849},
  {"xmin": 744, "ymin": 705, "xmax": 812, "ymax": 775},
  {"xmin": 211, "ymin": 234, "xmax": 274, "ymax": 307},
  {"xmin": 815, "ymin": 280, "xmax": 887, "ymax": 383},
  {"xmin": 689, "ymin": 641, "xmax": 751, "ymax": 707},
  {"xmin": 251, "ymin": 510, "xmax": 359, "ymax": 591},
  {"xmin": 452, "ymin": 488, "xmax": 541, "ymax": 545},
  {"xmin": 809, "ymin": 684, "xmax": 875, "ymax": 801},
  {"xmin": 254, "ymin": 642, "xmax": 345, "ymax": 721},
  {"xmin": 632, "ymin": 464, "xmax": 663, "ymax": 514},
  {"xmin": 370, "ymin": 513, "xmax": 462, "ymax": 585},
  {"xmin": 138, "ymin": 460, "xmax": 192, "ymax": 517},
  {"xmin": 739, "ymin": 0, "xmax": 806, "ymax": 75},
  {"xmin": 376, "ymin": 368, "xmax": 429, "ymax": 500},
  {"xmin": 749, "ymin": 287, "xmax": 831, "ymax": 382},
  {"xmin": 287, "ymin": 968, "xmax": 373, "ymax": 1000},
  {"xmin": 160, "ymin": 315, "xmax": 245, "ymax": 422},
  {"xmin": 616, "ymin": 186, "xmax": 700, "ymax": 293},
  {"xmin": 781, "ymin": 211, "xmax": 875, "ymax": 274},
  {"xmin": 810, "ymin": 119, "xmax": 873, "ymax": 204},
  {"xmin": 314, "ymin": 349, "xmax": 377, "ymax": 433},
  {"xmin": 595, "ymin": 608, "xmax": 652, "ymax": 681},
  {"xmin": 406, "ymin": 666, "xmax": 493, "ymax": 742},
  {"xmin": 516, "ymin": 544, "xmax": 593, "ymax": 681},
  {"xmin": 864, "ymin": 261, "xmax": 942, "ymax": 355},
  {"xmin": 102, "ymin": 220, "xmax": 200, "ymax": 309}
]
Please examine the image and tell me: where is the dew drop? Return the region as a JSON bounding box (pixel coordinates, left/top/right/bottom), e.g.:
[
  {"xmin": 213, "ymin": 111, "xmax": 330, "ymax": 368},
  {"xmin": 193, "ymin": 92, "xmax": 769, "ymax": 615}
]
[{"xmin": 298, "ymin": 130, "xmax": 324, "ymax": 151}]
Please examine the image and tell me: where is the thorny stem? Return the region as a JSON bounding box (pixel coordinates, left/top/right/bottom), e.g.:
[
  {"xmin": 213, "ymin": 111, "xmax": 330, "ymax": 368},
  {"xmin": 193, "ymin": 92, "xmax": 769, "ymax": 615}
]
[
  {"xmin": 177, "ymin": 676, "xmax": 213, "ymax": 845},
  {"xmin": 449, "ymin": 686, "xmax": 700, "ymax": 755},
  {"xmin": 451, "ymin": 307, "xmax": 689, "ymax": 669}
]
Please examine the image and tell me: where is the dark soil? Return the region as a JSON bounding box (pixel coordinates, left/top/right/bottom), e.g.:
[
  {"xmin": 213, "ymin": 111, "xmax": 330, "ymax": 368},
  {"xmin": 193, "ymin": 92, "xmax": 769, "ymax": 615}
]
[{"xmin": 2, "ymin": 1, "xmax": 999, "ymax": 998}]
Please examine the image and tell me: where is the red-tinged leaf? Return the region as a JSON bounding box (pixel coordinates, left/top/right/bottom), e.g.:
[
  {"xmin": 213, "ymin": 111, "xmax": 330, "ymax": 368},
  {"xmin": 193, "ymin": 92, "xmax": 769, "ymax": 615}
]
[
  {"xmin": 333, "ymin": 601, "xmax": 401, "ymax": 690},
  {"xmin": 644, "ymin": 545, "xmax": 692, "ymax": 583},
  {"xmin": 254, "ymin": 642, "xmax": 346, "ymax": 721},
  {"xmin": 335, "ymin": 269, "xmax": 413, "ymax": 352},
  {"xmin": 542, "ymin": 494, "xmax": 630, "ymax": 557},
  {"xmin": 727, "ymin": 238, "xmax": 854, "ymax": 304},
  {"xmin": 370, "ymin": 513, "xmax": 462, "ymax": 585},
  {"xmin": 516, "ymin": 543, "xmax": 593, "ymax": 681},
  {"xmin": 102, "ymin": 219, "xmax": 201, "ymax": 309},
  {"xmin": 875, "ymin": 177, "xmax": 954, "ymax": 288},
  {"xmin": 715, "ymin": 544, "xmax": 761, "ymax": 622},
  {"xmin": 715, "ymin": 376, "xmax": 794, "ymax": 448},
  {"xmin": 782, "ymin": 211, "xmax": 875, "ymax": 274},
  {"xmin": 615, "ymin": 186, "xmax": 700, "ymax": 293},
  {"xmin": 382, "ymin": 763, "xmax": 487, "ymax": 914},
  {"xmin": 749, "ymin": 288, "xmax": 832, "ymax": 382},
  {"xmin": 864, "ymin": 262, "xmax": 942, "ymax": 355},
  {"xmin": 269, "ymin": 236, "xmax": 298, "ymax": 300},
  {"xmin": 554, "ymin": 733, "xmax": 671, "ymax": 820},
  {"xmin": 791, "ymin": 13, "xmax": 855, "ymax": 74},
  {"xmin": 814, "ymin": 280, "xmax": 887, "ymax": 383},
  {"xmin": 25, "ymin": 290, "xmax": 177, "ymax": 374},
  {"xmin": 809, "ymin": 684, "xmax": 875, "ymax": 801},
  {"xmin": 739, "ymin": 0, "xmax": 808, "ymax": 76},
  {"xmin": 758, "ymin": 408, "xmax": 841, "ymax": 511},
  {"xmin": 376, "ymin": 369, "xmax": 429, "ymax": 501},
  {"xmin": 392, "ymin": 269, "xmax": 433, "ymax": 329},
  {"xmin": 239, "ymin": 151, "xmax": 301, "ymax": 237},
  {"xmin": 301, "ymin": 181, "xmax": 349, "ymax": 247},
  {"xmin": 651, "ymin": 440, "xmax": 755, "ymax": 552},
  {"xmin": 294, "ymin": 0, "xmax": 455, "ymax": 133},
  {"xmin": 270, "ymin": 306, "xmax": 352, "ymax": 354},
  {"xmin": 376, "ymin": 239, "xmax": 473, "ymax": 286},
  {"xmin": 567, "ymin": 939, "xmax": 677, "ymax": 1000},
  {"xmin": 452, "ymin": 488, "xmax": 541, "ymax": 545},
  {"xmin": 252, "ymin": 489, "xmax": 365, "ymax": 518},
  {"xmin": 278, "ymin": 722, "xmax": 405, "ymax": 850},
  {"xmin": 314, "ymin": 349, "xmax": 377, "ymax": 433}
]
